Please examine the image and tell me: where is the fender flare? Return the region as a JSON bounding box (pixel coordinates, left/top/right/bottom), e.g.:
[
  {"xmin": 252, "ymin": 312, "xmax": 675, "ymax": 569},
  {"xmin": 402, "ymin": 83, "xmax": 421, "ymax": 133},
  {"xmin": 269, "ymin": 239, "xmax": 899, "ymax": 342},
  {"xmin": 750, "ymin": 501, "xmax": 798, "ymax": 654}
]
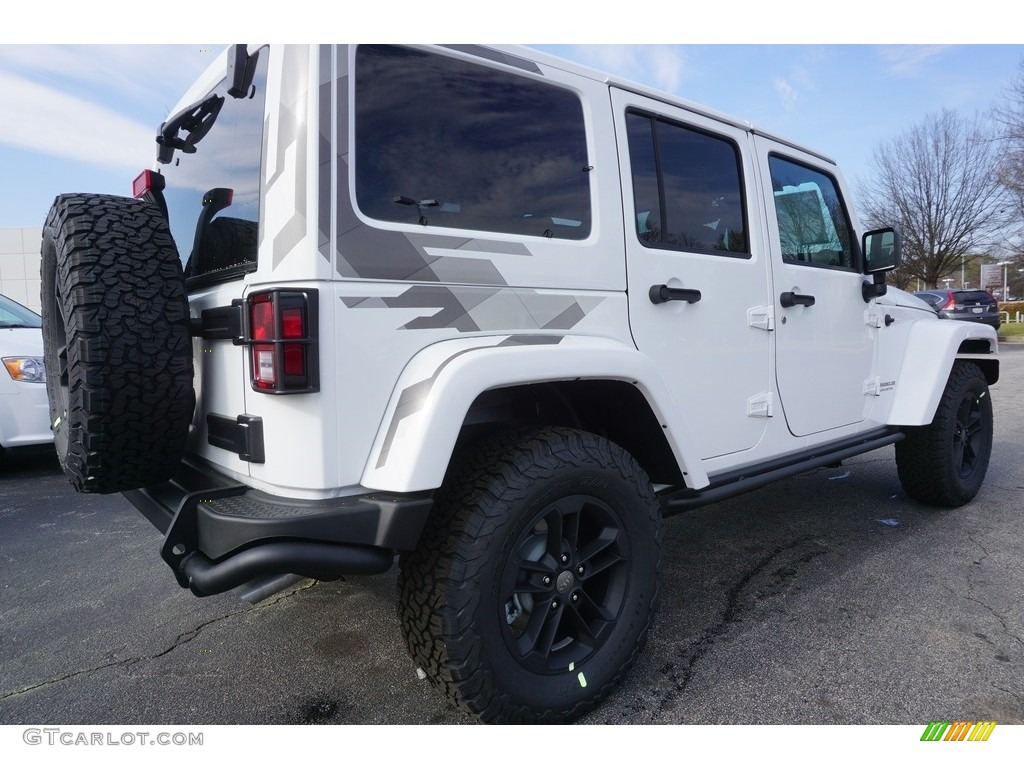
[
  {"xmin": 887, "ymin": 320, "xmax": 998, "ymax": 426},
  {"xmin": 359, "ymin": 334, "xmax": 709, "ymax": 492}
]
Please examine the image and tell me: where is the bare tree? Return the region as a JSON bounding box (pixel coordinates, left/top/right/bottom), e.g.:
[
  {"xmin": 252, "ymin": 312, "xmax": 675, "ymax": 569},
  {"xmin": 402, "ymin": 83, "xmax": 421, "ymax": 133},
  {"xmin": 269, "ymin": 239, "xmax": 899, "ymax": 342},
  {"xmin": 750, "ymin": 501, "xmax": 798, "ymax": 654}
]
[
  {"xmin": 858, "ymin": 109, "xmax": 1010, "ymax": 289},
  {"xmin": 992, "ymin": 57, "xmax": 1024, "ymax": 265}
]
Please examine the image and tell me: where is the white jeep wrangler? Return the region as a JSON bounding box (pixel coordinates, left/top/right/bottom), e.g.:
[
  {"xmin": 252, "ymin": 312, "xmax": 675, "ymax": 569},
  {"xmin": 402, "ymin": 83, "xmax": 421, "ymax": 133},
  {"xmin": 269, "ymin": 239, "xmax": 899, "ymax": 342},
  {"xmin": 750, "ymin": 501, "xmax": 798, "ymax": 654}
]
[{"xmin": 40, "ymin": 44, "xmax": 998, "ymax": 724}]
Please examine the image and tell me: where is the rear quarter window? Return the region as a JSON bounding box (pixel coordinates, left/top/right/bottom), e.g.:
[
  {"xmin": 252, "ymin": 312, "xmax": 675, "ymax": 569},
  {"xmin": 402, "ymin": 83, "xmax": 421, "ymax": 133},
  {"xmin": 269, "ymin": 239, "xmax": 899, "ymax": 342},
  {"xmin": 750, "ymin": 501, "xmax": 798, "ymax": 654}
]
[{"xmin": 354, "ymin": 45, "xmax": 592, "ymax": 240}]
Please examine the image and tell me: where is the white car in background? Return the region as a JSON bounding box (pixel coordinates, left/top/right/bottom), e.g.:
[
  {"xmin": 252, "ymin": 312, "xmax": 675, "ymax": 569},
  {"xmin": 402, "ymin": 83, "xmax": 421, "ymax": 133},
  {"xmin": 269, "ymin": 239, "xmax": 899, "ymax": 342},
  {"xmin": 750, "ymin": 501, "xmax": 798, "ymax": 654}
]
[{"xmin": 0, "ymin": 293, "xmax": 51, "ymax": 457}]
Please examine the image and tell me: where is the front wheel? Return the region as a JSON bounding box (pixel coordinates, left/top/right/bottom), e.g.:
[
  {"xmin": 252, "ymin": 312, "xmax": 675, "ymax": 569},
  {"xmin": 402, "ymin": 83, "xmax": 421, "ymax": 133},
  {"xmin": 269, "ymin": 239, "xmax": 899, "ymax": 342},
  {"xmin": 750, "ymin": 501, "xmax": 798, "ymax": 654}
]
[
  {"xmin": 398, "ymin": 427, "xmax": 663, "ymax": 723},
  {"xmin": 896, "ymin": 361, "xmax": 993, "ymax": 507}
]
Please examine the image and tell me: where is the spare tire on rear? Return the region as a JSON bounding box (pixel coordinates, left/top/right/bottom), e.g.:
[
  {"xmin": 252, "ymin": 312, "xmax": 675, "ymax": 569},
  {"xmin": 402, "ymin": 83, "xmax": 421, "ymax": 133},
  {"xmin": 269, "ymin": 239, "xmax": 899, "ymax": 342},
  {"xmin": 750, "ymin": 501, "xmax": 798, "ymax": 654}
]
[{"xmin": 41, "ymin": 193, "xmax": 194, "ymax": 493}]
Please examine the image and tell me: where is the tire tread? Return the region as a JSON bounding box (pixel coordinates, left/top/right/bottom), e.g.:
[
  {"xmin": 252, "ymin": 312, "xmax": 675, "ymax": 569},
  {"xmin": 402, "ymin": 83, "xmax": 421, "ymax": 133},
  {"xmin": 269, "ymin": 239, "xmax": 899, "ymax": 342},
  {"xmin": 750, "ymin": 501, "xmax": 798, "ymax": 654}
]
[{"xmin": 398, "ymin": 427, "xmax": 662, "ymax": 723}]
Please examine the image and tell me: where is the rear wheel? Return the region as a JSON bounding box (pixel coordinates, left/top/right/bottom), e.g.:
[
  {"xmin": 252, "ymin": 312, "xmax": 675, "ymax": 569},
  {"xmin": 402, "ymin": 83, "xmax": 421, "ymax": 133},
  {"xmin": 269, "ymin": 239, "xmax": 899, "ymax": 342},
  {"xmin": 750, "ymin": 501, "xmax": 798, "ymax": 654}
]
[
  {"xmin": 41, "ymin": 194, "xmax": 194, "ymax": 493},
  {"xmin": 896, "ymin": 362, "xmax": 993, "ymax": 507},
  {"xmin": 398, "ymin": 427, "xmax": 662, "ymax": 723}
]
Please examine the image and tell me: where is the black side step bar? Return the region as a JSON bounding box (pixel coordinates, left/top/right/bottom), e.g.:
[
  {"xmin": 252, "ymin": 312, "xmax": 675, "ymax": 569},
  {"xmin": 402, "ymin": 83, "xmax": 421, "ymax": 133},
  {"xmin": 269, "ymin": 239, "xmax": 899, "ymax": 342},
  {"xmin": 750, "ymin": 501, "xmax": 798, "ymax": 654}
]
[
  {"xmin": 180, "ymin": 541, "xmax": 394, "ymax": 597},
  {"xmin": 660, "ymin": 428, "xmax": 904, "ymax": 514}
]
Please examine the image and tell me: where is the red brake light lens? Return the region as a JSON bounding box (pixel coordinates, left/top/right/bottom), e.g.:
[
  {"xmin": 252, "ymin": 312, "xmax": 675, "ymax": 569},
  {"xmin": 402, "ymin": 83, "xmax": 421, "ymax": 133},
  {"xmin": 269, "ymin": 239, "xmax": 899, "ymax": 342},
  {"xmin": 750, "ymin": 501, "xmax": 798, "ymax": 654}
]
[
  {"xmin": 246, "ymin": 290, "xmax": 318, "ymax": 394},
  {"xmin": 251, "ymin": 295, "xmax": 274, "ymax": 340},
  {"xmin": 282, "ymin": 307, "xmax": 303, "ymax": 339},
  {"xmin": 132, "ymin": 169, "xmax": 165, "ymax": 199}
]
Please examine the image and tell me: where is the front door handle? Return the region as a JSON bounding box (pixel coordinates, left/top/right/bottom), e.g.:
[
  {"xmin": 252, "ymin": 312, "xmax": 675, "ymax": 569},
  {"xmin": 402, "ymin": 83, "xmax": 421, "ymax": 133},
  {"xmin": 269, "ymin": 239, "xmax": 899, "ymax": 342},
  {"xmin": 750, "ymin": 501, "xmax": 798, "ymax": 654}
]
[
  {"xmin": 780, "ymin": 291, "xmax": 815, "ymax": 308},
  {"xmin": 649, "ymin": 284, "xmax": 702, "ymax": 305}
]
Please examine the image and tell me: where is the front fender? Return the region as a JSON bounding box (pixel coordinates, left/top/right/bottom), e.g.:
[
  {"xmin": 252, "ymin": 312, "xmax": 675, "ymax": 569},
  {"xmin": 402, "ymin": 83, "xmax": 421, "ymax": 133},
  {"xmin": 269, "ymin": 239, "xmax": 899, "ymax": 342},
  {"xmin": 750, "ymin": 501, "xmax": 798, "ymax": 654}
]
[
  {"xmin": 359, "ymin": 334, "xmax": 709, "ymax": 492},
  {"xmin": 887, "ymin": 319, "xmax": 998, "ymax": 426}
]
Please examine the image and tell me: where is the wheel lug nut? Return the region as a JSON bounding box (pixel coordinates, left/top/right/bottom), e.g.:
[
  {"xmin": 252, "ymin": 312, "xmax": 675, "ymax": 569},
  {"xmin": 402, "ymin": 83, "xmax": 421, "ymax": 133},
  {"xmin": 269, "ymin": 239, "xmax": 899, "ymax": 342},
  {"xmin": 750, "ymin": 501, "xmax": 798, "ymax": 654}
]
[
  {"xmin": 560, "ymin": 553, "xmax": 570, "ymax": 565},
  {"xmin": 542, "ymin": 575, "xmax": 552, "ymax": 586},
  {"xmin": 571, "ymin": 593, "xmax": 579, "ymax": 603},
  {"xmin": 576, "ymin": 565, "xmax": 585, "ymax": 576},
  {"xmin": 550, "ymin": 599, "xmax": 559, "ymax": 610}
]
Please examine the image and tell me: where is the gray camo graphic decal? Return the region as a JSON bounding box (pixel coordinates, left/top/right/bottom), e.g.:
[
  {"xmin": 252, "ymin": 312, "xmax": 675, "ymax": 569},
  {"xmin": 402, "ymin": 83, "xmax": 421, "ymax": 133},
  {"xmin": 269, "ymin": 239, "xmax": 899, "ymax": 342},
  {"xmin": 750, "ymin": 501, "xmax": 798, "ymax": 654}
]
[
  {"xmin": 340, "ymin": 285, "xmax": 603, "ymax": 333},
  {"xmin": 318, "ymin": 44, "xmax": 332, "ymax": 262},
  {"xmin": 440, "ymin": 45, "xmax": 543, "ymax": 74},
  {"xmin": 375, "ymin": 335, "xmax": 564, "ymax": 469},
  {"xmin": 268, "ymin": 45, "xmax": 310, "ymax": 270}
]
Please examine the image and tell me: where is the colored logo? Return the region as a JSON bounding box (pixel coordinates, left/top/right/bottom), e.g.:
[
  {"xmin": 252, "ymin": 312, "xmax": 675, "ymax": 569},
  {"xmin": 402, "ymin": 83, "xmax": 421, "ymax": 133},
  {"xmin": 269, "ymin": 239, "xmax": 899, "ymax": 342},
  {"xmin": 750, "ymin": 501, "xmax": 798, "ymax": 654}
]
[{"xmin": 920, "ymin": 721, "xmax": 996, "ymax": 742}]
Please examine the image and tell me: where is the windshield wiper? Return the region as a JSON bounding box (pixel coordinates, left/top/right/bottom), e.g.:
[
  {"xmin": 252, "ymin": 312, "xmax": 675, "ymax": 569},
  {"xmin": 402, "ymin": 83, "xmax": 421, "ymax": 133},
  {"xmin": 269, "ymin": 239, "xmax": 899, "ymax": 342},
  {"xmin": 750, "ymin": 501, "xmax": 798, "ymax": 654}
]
[{"xmin": 156, "ymin": 94, "xmax": 225, "ymax": 165}]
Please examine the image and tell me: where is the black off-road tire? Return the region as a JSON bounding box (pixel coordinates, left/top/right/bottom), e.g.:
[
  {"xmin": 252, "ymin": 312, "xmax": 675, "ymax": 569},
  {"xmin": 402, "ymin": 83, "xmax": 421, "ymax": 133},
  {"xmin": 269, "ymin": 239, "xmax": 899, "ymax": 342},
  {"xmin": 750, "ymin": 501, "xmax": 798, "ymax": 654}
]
[
  {"xmin": 41, "ymin": 194, "xmax": 194, "ymax": 493},
  {"xmin": 398, "ymin": 427, "xmax": 663, "ymax": 723},
  {"xmin": 895, "ymin": 361, "xmax": 993, "ymax": 507}
]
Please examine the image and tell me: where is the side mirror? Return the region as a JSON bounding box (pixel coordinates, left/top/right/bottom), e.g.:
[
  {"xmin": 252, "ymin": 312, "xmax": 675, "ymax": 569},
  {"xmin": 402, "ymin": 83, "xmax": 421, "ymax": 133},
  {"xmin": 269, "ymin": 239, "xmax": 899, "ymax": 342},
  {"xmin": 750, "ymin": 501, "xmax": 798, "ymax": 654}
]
[
  {"xmin": 861, "ymin": 227, "xmax": 901, "ymax": 302},
  {"xmin": 863, "ymin": 227, "xmax": 900, "ymax": 274}
]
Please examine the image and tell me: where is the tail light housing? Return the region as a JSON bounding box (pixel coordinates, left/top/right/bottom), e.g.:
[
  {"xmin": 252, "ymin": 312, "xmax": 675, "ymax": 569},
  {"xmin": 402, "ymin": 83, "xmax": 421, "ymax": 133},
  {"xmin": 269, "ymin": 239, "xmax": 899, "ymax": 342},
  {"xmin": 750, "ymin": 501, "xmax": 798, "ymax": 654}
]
[
  {"xmin": 245, "ymin": 289, "xmax": 319, "ymax": 394},
  {"xmin": 132, "ymin": 168, "xmax": 166, "ymax": 199},
  {"xmin": 940, "ymin": 291, "xmax": 956, "ymax": 311}
]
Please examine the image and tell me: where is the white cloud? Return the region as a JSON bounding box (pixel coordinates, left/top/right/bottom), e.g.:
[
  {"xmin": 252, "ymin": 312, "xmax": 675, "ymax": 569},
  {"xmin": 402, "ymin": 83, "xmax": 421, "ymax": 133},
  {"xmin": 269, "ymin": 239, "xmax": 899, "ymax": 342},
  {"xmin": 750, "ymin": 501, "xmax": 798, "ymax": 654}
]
[
  {"xmin": 554, "ymin": 45, "xmax": 689, "ymax": 95},
  {"xmin": 0, "ymin": 45, "xmax": 217, "ymax": 110},
  {"xmin": 773, "ymin": 76, "xmax": 799, "ymax": 111},
  {"xmin": 0, "ymin": 70, "xmax": 154, "ymax": 172},
  {"xmin": 0, "ymin": 45, "xmax": 224, "ymax": 177},
  {"xmin": 877, "ymin": 45, "xmax": 952, "ymax": 78}
]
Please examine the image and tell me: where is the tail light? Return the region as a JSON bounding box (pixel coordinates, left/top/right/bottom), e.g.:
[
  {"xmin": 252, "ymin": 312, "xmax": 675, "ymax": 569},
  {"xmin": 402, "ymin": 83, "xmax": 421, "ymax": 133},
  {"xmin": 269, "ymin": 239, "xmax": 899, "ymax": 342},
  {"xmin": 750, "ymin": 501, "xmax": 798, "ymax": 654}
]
[
  {"xmin": 132, "ymin": 168, "xmax": 166, "ymax": 199},
  {"xmin": 940, "ymin": 291, "xmax": 956, "ymax": 311},
  {"xmin": 246, "ymin": 289, "xmax": 319, "ymax": 394}
]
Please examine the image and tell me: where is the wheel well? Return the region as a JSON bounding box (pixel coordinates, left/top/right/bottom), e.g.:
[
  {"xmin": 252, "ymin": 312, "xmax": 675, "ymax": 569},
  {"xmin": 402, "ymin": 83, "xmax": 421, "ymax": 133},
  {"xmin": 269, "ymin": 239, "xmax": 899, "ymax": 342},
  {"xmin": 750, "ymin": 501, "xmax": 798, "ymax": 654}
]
[
  {"xmin": 956, "ymin": 339, "xmax": 999, "ymax": 385},
  {"xmin": 455, "ymin": 380, "xmax": 684, "ymax": 486}
]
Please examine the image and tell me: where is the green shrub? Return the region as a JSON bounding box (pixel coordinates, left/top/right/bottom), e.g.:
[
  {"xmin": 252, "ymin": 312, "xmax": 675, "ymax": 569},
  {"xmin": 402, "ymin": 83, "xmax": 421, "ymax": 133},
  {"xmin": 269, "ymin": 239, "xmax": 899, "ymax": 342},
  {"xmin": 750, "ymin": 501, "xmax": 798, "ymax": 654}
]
[
  {"xmin": 999, "ymin": 301, "xmax": 1024, "ymax": 325},
  {"xmin": 999, "ymin": 300, "xmax": 1024, "ymax": 317}
]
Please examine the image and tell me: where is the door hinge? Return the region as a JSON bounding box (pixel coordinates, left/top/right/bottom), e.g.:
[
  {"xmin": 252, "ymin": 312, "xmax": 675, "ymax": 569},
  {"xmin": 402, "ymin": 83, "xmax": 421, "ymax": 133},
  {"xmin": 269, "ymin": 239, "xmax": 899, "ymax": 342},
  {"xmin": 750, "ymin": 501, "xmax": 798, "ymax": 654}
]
[
  {"xmin": 207, "ymin": 413, "xmax": 266, "ymax": 462},
  {"xmin": 864, "ymin": 311, "xmax": 883, "ymax": 329},
  {"xmin": 747, "ymin": 392, "xmax": 774, "ymax": 418},
  {"xmin": 191, "ymin": 299, "xmax": 245, "ymax": 343},
  {"xmin": 748, "ymin": 306, "xmax": 774, "ymax": 331}
]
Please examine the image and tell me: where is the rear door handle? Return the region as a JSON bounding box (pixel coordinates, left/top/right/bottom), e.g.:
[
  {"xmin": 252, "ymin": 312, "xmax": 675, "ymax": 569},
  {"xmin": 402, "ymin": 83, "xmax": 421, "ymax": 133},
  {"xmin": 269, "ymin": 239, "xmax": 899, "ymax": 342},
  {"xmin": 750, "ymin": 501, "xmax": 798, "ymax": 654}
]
[
  {"xmin": 649, "ymin": 284, "xmax": 702, "ymax": 304},
  {"xmin": 780, "ymin": 292, "xmax": 815, "ymax": 308}
]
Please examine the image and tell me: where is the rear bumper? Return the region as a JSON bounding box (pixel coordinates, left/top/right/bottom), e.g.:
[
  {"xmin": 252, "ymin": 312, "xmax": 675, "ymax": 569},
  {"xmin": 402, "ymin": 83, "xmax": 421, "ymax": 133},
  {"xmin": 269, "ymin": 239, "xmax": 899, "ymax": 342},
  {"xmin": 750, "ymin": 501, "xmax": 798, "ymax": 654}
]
[
  {"xmin": 938, "ymin": 311, "xmax": 1001, "ymax": 328},
  {"xmin": 123, "ymin": 459, "xmax": 434, "ymax": 597}
]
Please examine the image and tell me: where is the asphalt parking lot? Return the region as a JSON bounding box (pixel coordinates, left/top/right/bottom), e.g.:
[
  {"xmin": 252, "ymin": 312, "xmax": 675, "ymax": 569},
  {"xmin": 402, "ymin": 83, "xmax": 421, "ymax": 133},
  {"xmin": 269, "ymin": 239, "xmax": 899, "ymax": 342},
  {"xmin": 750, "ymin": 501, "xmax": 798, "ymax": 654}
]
[{"xmin": 1, "ymin": 346, "xmax": 1022, "ymax": 726}]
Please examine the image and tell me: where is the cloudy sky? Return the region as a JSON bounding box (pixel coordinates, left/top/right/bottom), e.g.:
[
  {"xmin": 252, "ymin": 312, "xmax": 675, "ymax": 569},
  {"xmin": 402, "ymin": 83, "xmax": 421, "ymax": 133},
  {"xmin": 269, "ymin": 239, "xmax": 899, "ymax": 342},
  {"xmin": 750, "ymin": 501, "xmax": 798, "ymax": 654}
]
[{"xmin": 1, "ymin": 4, "xmax": 1020, "ymax": 229}]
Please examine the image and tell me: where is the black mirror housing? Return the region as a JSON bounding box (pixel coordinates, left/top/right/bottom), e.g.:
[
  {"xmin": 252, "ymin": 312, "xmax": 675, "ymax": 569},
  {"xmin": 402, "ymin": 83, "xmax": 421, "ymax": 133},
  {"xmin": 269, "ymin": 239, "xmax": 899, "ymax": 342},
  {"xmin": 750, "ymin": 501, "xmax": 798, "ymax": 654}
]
[{"xmin": 863, "ymin": 227, "xmax": 901, "ymax": 274}]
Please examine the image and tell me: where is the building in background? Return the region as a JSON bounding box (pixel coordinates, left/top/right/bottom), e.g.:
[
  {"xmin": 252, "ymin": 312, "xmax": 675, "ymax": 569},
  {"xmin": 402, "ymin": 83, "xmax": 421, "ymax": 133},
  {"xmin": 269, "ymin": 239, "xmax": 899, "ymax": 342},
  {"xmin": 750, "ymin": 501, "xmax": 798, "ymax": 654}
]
[{"xmin": 0, "ymin": 228, "xmax": 43, "ymax": 313}]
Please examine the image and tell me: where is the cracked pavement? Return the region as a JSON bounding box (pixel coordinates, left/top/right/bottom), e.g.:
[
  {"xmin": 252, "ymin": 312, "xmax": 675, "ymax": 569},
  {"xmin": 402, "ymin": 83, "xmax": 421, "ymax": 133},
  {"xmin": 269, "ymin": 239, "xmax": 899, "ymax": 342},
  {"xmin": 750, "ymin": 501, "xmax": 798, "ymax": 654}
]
[{"xmin": 1, "ymin": 347, "xmax": 1022, "ymax": 725}]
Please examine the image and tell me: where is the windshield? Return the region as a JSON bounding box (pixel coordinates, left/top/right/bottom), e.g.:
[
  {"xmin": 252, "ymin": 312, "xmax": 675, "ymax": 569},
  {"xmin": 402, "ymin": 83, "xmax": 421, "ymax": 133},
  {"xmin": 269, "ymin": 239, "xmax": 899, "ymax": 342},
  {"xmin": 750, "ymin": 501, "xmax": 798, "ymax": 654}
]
[
  {"xmin": 159, "ymin": 47, "xmax": 269, "ymax": 284},
  {"xmin": 0, "ymin": 294, "xmax": 42, "ymax": 328}
]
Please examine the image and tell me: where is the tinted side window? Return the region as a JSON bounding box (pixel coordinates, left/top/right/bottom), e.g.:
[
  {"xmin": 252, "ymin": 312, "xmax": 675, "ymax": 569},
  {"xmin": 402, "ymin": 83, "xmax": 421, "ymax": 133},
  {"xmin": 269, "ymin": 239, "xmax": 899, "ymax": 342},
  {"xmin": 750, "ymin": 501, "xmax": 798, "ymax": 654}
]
[
  {"xmin": 355, "ymin": 45, "xmax": 591, "ymax": 240},
  {"xmin": 768, "ymin": 155, "xmax": 856, "ymax": 270},
  {"xmin": 626, "ymin": 111, "xmax": 748, "ymax": 255}
]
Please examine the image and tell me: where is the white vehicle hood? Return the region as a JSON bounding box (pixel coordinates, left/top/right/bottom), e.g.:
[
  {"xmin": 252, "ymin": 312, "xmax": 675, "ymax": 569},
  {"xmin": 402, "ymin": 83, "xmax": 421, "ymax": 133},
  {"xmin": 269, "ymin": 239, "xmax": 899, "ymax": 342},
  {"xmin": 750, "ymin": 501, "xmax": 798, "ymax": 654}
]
[
  {"xmin": 874, "ymin": 287, "xmax": 935, "ymax": 314},
  {"xmin": 1, "ymin": 327, "xmax": 44, "ymax": 356}
]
